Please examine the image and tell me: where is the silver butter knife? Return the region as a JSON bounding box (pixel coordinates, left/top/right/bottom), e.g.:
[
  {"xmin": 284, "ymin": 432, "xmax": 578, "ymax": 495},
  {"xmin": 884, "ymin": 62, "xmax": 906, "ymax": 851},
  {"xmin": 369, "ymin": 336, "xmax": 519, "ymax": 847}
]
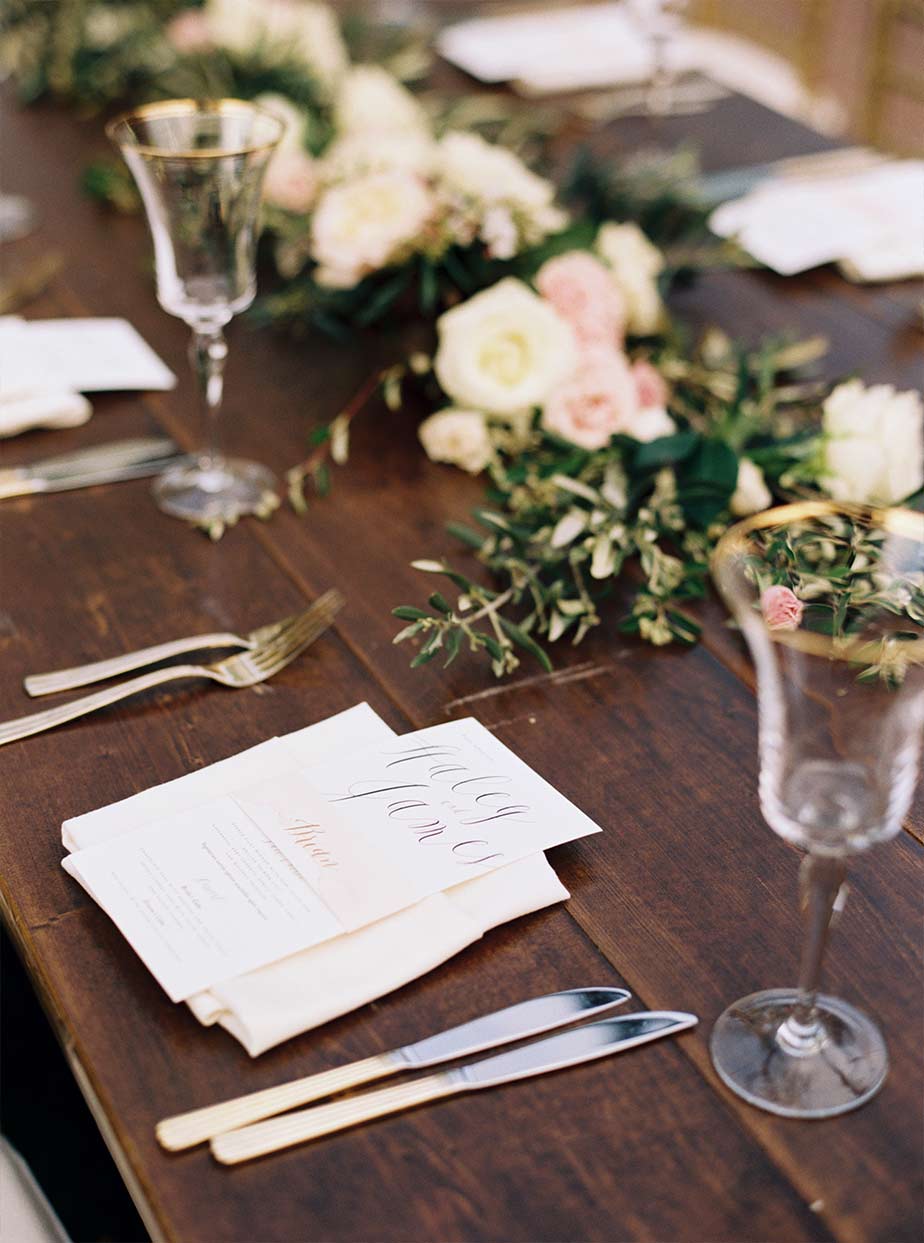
[
  {"xmin": 0, "ymin": 436, "xmax": 181, "ymax": 499},
  {"xmin": 211, "ymin": 1010, "xmax": 698, "ymax": 1164},
  {"xmin": 157, "ymin": 986, "xmax": 630, "ymax": 1151}
]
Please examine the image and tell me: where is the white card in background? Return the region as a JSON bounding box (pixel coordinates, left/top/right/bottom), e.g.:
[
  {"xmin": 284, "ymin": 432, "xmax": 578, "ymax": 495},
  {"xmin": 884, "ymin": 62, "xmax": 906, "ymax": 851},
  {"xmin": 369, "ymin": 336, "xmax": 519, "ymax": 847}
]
[
  {"xmin": 0, "ymin": 317, "xmax": 176, "ymax": 393},
  {"xmin": 64, "ymin": 717, "xmax": 600, "ymax": 1002}
]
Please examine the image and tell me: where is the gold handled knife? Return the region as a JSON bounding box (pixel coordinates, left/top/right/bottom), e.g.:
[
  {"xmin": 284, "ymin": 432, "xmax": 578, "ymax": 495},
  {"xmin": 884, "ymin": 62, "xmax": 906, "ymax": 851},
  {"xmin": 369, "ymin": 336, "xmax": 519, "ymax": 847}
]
[
  {"xmin": 157, "ymin": 986, "xmax": 630, "ymax": 1151},
  {"xmin": 0, "ymin": 436, "xmax": 181, "ymax": 499},
  {"xmin": 211, "ymin": 1011, "xmax": 698, "ymax": 1164}
]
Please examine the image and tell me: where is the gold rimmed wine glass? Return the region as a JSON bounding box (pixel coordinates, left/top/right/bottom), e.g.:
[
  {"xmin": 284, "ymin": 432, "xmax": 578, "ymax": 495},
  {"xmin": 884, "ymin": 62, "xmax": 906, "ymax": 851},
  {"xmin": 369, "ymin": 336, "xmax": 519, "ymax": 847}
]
[
  {"xmin": 107, "ymin": 99, "xmax": 284, "ymax": 525},
  {"xmin": 710, "ymin": 500, "xmax": 924, "ymax": 1118}
]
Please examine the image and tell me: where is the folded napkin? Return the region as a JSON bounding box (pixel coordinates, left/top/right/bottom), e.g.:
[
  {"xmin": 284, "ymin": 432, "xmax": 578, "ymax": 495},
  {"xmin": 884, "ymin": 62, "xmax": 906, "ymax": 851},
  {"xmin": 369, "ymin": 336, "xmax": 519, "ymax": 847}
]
[
  {"xmin": 63, "ymin": 704, "xmax": 569, "ymax": 1056},
  {"xmin": 0, "ymin": 383, "xmax": 92, "ymax": 439},
  {"xmin": 710, "ymin": 159, "xmax": 924, "ymax": 279}
]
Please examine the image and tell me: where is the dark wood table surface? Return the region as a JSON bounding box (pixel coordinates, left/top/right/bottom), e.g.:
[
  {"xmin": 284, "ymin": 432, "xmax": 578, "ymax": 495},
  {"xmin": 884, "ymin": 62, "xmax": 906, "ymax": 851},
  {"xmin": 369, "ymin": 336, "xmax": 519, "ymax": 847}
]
[{"xmin": 1, "ymin": 80, "xmax": 922, "ymax": 1243}]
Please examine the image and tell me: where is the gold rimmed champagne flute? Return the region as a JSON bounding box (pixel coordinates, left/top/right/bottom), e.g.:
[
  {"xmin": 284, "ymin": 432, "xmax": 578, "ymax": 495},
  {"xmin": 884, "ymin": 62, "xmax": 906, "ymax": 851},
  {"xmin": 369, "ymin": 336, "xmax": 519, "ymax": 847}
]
[
  {"xmin": 107, "ymin": 99, "xmax": 284, "ymax": 525},
  {"xmin": 710, "ymin": 500, "xmax": 924, "ymax": 1118}
]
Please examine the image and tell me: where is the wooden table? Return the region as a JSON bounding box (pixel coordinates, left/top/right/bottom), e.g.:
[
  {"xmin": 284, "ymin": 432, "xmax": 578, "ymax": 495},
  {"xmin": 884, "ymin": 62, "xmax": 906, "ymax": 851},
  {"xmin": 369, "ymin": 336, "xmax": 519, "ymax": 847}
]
[{"xmin": 0, "ymin": 84, "xmax": 921, "ymax": 1243}]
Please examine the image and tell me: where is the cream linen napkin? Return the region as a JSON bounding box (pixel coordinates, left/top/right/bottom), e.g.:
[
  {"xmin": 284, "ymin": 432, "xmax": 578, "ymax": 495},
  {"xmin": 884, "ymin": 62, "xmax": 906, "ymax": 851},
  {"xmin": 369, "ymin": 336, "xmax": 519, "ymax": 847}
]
[
  {"xmin": 0, "ymin": 384, "xmax": 92, "ymax": 438},
  {"xmin": 62, "ymin": 704, "xmax": 569, "ymax": 1056}
]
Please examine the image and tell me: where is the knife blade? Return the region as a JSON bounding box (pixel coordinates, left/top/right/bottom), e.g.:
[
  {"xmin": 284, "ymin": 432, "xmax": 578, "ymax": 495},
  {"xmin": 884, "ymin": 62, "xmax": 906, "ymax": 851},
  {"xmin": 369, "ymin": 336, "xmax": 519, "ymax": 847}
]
[
  {"xmin": 210, "ymin": 1010, "xmax": 698, "ymax": 1164},
  {"xmin": 156, "ymin": 986, "xmax": 630, "ymax": 1151},
  {"xmin": 0, "ymin": 436, "xmax": 180, "ymax": 498}
]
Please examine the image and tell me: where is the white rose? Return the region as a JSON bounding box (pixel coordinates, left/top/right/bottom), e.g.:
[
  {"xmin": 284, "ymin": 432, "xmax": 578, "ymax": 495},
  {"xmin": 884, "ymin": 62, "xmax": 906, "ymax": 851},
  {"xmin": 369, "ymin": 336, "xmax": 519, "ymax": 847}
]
[
  {"xmin": 821, "ymin": 379, "xmax": 924, "ymax": 503},
  {"xmin": 253, "ymin": 93, "xmax": 307, "ymax": 154},
  {"xmin": 436, "ymin": 131, "xmax": 559, "ymax": 214},
  {"xmin": 595, "ymin": 221, "xmax": 666, "ymax": 336},
  {"xmin": 321, "ymin": 130, "xmax": 435, "ymax": 181},
  {"xmin": 730, "ymin": 457, "xmax": 772, "ymax": 516},
  {"xmin": 480, "ymin": 205, "xmax": 518, "ymax": 260},
  {"xmin": 334, "ymin": 65, "xmax": 429, "ymax": 137},
  {"xmin": 434, "ymin": 278, "xmax": 577, "ymax": 418},
  {"xmin": 206, "ymin": 0, "xmax": 348, "ymax": 92},
  {"xmin": 625, "ymin": 406, "xmax": 677, "ymax": 443},
  {"xmin": 311, "ymin": 170, "xmax": 435, "ymax": 287},
  {"xmin": 419, "ymin": 409, "xmax": 493, "ymax": 474}
]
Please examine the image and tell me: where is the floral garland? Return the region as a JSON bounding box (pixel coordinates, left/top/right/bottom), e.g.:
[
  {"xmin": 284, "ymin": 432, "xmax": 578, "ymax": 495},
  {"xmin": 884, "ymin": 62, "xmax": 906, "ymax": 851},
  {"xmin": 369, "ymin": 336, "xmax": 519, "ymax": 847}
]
[{"xmin": 383, "ymin": 250, "xmax": 924, "ymax": 674}]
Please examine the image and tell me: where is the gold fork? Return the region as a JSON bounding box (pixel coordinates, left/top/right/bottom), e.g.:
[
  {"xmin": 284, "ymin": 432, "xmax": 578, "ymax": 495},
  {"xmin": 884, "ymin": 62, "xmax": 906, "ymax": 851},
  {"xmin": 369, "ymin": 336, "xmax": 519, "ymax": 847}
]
[
  {"xmin": 25, "ymin": 610, "xmax": 312, "ymax": 697},
  {"xmin": 0, "ymin": 590, "xmax": 344, "ymax": 749}
]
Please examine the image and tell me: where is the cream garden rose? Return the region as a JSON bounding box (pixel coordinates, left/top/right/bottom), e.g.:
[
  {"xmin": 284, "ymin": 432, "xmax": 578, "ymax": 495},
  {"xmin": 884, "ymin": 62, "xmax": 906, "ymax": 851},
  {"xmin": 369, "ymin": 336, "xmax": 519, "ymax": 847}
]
[
  {"xmin": 321, "ymin": 130, "xmax": 435, "ymax": 181},
  {"xmin": 418, "ymin": 409, "xmax": 493, "ymax": 474},
  {"xmin": 434, "ymin": 278, "xmax": 577, "ymax": 418},
  {"xmin": 334, "ymin": 65, "xmax": 429, "ymax": 137},
  {"xmin": 206, "ymin": 0, "xmax": 348, "ymax": 93},
  {"xmin": 821, "ymin": 379, "xmax": 924, "ymax": 504},
  {"xmin": 436, "ymin": 131, "xmax": 568, "ymax": 245},
  {"xmin": 311, "ymin": 170, "xmax": 436, "ymax": 287},
  {"xmin": 595, "ymin": 221, "xmax": 665, "ymax": 336}
]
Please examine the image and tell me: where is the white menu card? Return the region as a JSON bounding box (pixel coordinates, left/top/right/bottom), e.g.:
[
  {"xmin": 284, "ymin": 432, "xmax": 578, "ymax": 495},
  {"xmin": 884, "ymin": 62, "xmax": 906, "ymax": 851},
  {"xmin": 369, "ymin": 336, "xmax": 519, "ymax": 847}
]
[{"xmin": 64, "ymin": 719, "xmax": 599, "ymax": 1002}]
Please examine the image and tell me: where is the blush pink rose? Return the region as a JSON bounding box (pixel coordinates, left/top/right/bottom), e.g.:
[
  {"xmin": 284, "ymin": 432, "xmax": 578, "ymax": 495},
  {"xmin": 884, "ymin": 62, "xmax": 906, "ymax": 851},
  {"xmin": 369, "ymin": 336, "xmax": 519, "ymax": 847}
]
[
  {"xmin": 165, "ymin": 10, "xmax": 213, "ymax": 53},
  {"xmin": 631, "ymin": 358, "xmax": 669, "ymax": 410},
  {"xmin": 535, "ymin": 251, "xmax": 625, "ymax": 349},
  {"xmin": 541, "ymin": 347, "xmax": 639, "ymax": 450},
  {"xmin": 263, "ymin": 149, "xmax": 318, "ymax": 214},
  {"xmin": 761, "ymin": 585, "xmax": 804, "ymax": 631}
]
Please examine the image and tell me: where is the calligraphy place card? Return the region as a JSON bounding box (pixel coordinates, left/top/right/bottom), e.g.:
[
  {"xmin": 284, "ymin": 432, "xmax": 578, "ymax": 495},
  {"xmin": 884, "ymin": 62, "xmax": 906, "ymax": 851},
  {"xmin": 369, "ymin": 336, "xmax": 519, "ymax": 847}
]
[{"xmin": 63, "ymin": 719, "xmax": 599, "ymax": 1002}]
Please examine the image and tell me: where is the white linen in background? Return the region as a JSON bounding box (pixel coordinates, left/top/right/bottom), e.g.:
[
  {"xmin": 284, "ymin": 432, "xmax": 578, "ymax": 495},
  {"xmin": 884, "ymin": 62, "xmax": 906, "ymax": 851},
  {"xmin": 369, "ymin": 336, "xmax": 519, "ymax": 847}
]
[{"xmin": 63, "ymin": 704, "xmax": 569, "ymax": 1056}]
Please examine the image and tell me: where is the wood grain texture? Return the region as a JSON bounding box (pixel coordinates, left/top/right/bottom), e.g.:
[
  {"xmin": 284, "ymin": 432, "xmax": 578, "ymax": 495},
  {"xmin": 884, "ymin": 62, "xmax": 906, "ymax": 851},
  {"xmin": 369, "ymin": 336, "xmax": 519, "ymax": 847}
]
[{"xmin": 0, "ymin": 84, "xmax": 921, "ymax": 1243}]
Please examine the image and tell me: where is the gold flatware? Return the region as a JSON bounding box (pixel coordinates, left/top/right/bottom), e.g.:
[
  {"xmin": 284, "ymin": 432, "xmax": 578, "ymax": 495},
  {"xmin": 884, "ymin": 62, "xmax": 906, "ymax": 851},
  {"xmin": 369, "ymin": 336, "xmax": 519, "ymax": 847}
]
[
  {"xmin": 0, "ymin": 590, "xmax": 343, "ymax": 748},
  {"xmin": 26, "ymin": 604, "xmax": 313, "ymax": 696},
  {"xmin": 156, "ymin": 987, "xmax": 630, "ymax": 1151}
]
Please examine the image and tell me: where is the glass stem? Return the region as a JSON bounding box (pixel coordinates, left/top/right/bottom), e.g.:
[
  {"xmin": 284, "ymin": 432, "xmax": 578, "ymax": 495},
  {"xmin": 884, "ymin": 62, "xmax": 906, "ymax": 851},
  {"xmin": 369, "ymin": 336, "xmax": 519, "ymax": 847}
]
[
  {"xmin": 190, "ymin": 326, "xmax": 228, "ymax": 475},
  {"xmin": 778, "ymin": 853, "xmax": 848, "ymax": 1054},
  {"xmin": 647, "ymin": 32, "xmax": 672, "ymax": 118}
]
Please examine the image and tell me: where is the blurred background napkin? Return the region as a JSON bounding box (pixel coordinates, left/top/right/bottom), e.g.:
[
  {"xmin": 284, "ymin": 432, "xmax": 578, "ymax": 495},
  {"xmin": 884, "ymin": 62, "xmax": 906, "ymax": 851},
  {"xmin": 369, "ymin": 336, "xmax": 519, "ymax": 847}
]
[
  {"xmin": 437, "ymin": 3, "xmax": 831, "ymax": 122},
  {"xmin": 709, "ymin": 158, "xmax": 924, "ymax": 278},
  {"xmin": 63, "ymin": 704, "xmax": 569, "ymax": 1056}
]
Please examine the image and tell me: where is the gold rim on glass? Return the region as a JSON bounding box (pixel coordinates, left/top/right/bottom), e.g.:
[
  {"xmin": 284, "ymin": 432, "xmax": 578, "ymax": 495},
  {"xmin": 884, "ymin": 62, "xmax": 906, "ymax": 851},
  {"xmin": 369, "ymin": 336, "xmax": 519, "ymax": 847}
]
[
  {"xmin": 105, "ymin": 98, "xmax": 284, "ymax": 159},
  {"xmin": 711, "ymin": 499, "xmax": 924, "ymax": 664}
]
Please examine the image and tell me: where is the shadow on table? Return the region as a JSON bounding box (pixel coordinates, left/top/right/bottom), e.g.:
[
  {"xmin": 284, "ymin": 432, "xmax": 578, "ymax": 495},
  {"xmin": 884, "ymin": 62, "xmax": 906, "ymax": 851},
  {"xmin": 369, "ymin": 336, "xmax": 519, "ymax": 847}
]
[{"xmin": 1, "ymin": 927, "xmax": 149, "ymax": 1243}]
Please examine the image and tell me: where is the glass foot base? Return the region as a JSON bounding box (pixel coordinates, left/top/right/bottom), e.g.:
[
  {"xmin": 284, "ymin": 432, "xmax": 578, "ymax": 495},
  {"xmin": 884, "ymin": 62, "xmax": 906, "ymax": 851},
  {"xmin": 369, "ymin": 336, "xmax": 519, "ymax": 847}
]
[
  {"xmin": 710, "ymin": 989, "xmax": 887, "ymax": 1119},
  {"xmin": 152, "ymin": 457, "xmax": 276, "ymax": 525}
]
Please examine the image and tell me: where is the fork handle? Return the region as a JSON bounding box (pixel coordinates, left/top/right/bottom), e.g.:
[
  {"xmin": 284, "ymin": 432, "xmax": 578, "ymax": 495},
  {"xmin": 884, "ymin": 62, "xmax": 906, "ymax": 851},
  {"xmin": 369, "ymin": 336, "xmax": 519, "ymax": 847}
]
[
  {"xmin": 0, "ymin": 664, "xmax": 205, "ymax": 747},
  {"xmin": 24, "ymin": 633, "xmax": 244, "ymax": 697}
]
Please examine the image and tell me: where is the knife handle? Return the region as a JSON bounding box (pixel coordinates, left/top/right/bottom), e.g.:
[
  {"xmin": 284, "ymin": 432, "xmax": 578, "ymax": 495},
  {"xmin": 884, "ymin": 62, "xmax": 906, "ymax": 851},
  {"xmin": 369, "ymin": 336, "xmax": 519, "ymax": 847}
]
[
  {"xmin": 156, "ymin": 1053, "xmax": 397, "ymax": 1152},
  {"xmin": 211, "ymin": 1072, "xmax": 456, "ymax": 1165}
]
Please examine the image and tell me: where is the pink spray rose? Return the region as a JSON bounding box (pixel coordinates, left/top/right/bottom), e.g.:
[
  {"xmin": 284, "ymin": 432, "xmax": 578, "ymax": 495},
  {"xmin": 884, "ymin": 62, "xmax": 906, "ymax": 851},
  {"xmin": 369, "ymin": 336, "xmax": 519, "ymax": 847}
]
[
  {"xmin": 541, "ymin": 347, "xmax": 639, "ymax": 450},
  {"xmin": 631, "ymin": 358, "xmax": 669, "ymax": 410},
  {"xmin": 164, "ymin": 9, "xmax": 213, "ymax": 53},
  {"xmin": 761, "ymin": 585, "xmax": 804, "ymax": 631},
  {"xmin": 535, "ymin": 251, "xmax": 625, "ymax": 349}
]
